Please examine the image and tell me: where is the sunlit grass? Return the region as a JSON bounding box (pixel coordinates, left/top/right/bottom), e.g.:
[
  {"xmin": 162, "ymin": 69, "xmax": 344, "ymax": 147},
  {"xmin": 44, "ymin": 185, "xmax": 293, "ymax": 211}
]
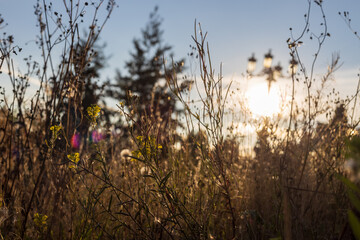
[{"xmin": 1, "ymin": 1, "xmax": 359, "ymax": 239}]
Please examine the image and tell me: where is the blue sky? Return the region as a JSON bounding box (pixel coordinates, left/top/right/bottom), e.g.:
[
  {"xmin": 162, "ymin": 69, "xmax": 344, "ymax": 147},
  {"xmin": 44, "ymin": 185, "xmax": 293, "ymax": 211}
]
[
  {"xmin": 1, "ymin": 0, "xmax": 360, "ymax": 104},
  {"xmin": 105, "ymin": 1, "xmax": 360, "ymax": 77}
]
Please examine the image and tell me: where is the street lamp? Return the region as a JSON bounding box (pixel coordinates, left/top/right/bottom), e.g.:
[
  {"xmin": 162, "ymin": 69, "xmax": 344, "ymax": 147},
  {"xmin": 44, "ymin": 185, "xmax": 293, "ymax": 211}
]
[
  {"xmin": 247, "ymin": 50, "xmax": 298, "ymax": 93},
  {"xmin": 247, "ymin": 54, "xmax": 257, "ymax": 74},
  {"xmin": 263, "ymin": 50, "xmax": 273, "ymax": 69}
]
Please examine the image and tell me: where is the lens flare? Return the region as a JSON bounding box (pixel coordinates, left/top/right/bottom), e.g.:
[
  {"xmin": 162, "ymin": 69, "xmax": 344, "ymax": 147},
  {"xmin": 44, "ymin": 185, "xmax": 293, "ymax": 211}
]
[
  {"xmin": 91, "ymin": 130, "xmax": 104, "ymax": 143},
  {"xmin": 71, "ymin": 133, "xmax": 81, "ymax": 149}
]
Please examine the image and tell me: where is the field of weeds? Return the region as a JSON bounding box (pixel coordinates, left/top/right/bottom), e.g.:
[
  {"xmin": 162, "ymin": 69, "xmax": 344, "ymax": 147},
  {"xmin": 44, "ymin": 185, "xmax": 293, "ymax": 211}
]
[{"xmin": 1, "ymin": 1, "xmax": 360, "ymax": 239}]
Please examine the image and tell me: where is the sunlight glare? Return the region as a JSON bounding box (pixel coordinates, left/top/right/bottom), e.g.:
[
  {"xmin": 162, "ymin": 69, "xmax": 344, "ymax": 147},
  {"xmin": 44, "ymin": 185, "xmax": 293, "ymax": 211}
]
[{"xmin": 246, "ymin": 82, "xmax": 281, "ymax": 117}]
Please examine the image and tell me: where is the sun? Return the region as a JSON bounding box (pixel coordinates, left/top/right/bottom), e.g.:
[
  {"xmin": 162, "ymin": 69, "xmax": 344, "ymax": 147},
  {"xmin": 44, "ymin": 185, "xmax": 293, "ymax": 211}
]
[{"xmin": 245, "ymin": 81, "xmax": 281, "ymax": 117}]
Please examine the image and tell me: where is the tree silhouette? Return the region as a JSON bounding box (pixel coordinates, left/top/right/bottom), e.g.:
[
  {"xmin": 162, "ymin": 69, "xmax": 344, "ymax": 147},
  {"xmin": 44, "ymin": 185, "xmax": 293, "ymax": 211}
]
[{"xmin": 107, "ymin": 6, "xmax": 185, "ymax": 133}]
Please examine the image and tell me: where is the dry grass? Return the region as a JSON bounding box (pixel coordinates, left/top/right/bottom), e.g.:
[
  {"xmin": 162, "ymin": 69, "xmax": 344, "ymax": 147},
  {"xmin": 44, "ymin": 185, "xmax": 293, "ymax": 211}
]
[{"xmin": 1, "ymin": 1, "xmax": 359, "ymax": 239}]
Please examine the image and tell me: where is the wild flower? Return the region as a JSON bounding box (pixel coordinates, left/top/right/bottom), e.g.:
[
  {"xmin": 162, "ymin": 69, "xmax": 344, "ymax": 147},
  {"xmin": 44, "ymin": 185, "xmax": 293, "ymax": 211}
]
[
  {"xmin": 50, "ymin": 125, "xmax": 62, "ymax": 134},
  {"xmin": 48, "ymin": 125, "xmax": 62, "ymax": 148},
  {"xmin": 67, "ymin": 152, "xmax": 80, "ymax": 169},
  {"xmin": 33, "ymin": 213, "xmax": 48, "ymax": 231},
  {"xmin": 87, "ymin": 104, "xmax": 101, "ymax": 125},
  {"xmin": 140, "ymin": 166, "xmax": 151, "ymax": 175},
  {"xmin": 132, "ymin": 135, "xmax": 162, "ymax": 160},
  {"xmin": 50, "ymin": 125, "xmax": 62, "ymax": 139},
  {"xmin": 120, "ymin": 149, "xmax": 132, "ymax": 161}
]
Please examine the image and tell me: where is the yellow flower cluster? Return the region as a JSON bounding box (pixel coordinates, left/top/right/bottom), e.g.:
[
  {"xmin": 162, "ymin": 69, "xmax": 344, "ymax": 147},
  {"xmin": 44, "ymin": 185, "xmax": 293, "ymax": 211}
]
[
  {"xmin": 50, "ymin": 125, "xmax": 62, "ymax": 132},
  {"xmin": 50, "ymin": 125, "xmax": 62, "ymax": 138},
  {"xmin": 132, "ymin": 135, "xmax": 162, "ymax": 160},
  {"xmin": 67, "ymin": 152, "xmax": 80, "ymax": 169},
  {"xmin": 34, "ymin": 213, "xmax": 48, "ymax": 231},
  {"xmin": 87, "ymin": 104, "xmax": 101, "ymax": 125},
  {"xmin": 48, "ymin": 125, "xmax": 62, "ymax": 148},
  {"xmin": 87, "ymin": 104, "xmax": 101, "ymax": 117}
]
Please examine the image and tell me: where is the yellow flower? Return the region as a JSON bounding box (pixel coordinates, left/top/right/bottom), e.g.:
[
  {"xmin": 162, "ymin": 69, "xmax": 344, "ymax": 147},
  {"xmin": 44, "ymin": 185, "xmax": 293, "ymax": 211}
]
[
  {"xmin": 132, "ymin": 135, "xmax": 162, "ymax": 160},
  {"xmin": 34, "ymin": 213, "xmax": 48, "ymax": 231},
  {"xmin": 50, "ymin": 125, "xmax": 61, "ymax": 132},
  {"xmin": 48, "ymin": 125, "xmax": 62, "ymax": 148},
  {"xmin": 50, "ymin": 125, "xmax": 62, "ymax": 137},
  {"xmin": 87, "ymin": 104, "xmax": 101, "ymax": 118},
  {"xmin": 67, "ymin": 152, "xmax": 80, "ymax": 169},
  {"xmin": 87, "ymin": 104, "xmax": 101, "ymax": 125}
]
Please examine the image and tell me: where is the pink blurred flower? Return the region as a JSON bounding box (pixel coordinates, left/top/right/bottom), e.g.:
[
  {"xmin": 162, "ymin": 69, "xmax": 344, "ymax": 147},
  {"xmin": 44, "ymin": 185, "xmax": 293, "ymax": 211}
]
[
  {"xmin": 71, "ymin": 133, "xmax": 81, "ymax": 149},
  {"xmin": 91, "ymin": 130, "xmax": 104, "ymax": 143}
]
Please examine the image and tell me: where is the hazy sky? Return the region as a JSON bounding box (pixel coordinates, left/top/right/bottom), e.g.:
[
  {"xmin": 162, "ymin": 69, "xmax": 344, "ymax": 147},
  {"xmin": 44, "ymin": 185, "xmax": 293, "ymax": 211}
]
[{"xmin": 1, "ymin": 0, "xmax": 360, "ymax": 103}]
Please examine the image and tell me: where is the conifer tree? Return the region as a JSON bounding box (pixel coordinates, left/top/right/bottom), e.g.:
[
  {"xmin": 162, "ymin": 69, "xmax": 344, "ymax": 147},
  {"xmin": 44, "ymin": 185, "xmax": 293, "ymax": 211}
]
[{"xmin": 107, "ymin": 6, "xmax": 185, "ymax": 127}]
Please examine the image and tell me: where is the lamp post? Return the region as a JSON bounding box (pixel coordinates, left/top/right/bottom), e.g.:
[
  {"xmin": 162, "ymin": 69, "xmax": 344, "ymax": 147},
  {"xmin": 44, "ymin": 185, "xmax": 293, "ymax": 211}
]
[{"xmin": 247, "ymin": 50, "xmax": 298, "ymax": 93}]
